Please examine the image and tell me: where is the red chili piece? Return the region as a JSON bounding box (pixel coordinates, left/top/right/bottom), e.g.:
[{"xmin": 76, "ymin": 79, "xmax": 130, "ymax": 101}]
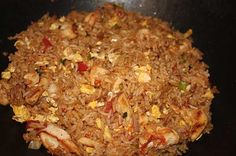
[
  {"xmin": 42, "ymin": 37, "xmax": 52, "ymax": 51},
  {"xmin": 104, "ymin": 100, "xmax": 113, "ymax": 113},
  {"xmin": 77, "ymin": 62, "xmax": 89, "ymax": 72}
]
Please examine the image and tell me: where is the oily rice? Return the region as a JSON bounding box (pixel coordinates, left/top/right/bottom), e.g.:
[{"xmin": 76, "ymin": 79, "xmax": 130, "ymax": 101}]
[{"xmin": 0, "ymin": 3, "xmax": 215, "ymax": 156}]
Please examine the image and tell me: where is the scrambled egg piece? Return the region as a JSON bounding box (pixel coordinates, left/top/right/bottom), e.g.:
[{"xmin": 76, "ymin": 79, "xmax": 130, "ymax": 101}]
[
  {"xmin": 133, "ymin": 64, "xmax": 151, "ymax": 83},
  {"xmin": 45, "ymin": 114, "xmax": 59, "ymax": 123},
  {"xmin": 8, "ymin": 66, "xmax": 15, "ymax": 73},
  {"xmin": 63, "ymin": 47, "xmax": 83, "ymax": 62},
  {"xmin": 31, "ymin": 114, "xmax": 59, "ymax": 123},
  {"xmin": 11, "ymin": 104, "xmax": 59, "ymax": 123},
  {"xmin": 95, "ymin": 118, "xmax": 104, "ymax": 129},
  {"xmin": 11, "ymin": 105, "xmax": 30, "ymax": 123},
  {"xmin": 50, "ymin": 23, "xmax": 60, "ymax": 30},
  {"xmin": 103, "ymin": 125, "xmax": 112, "ymax": 141},
  {"xmin": 151, "ymin": 105, "xmax": 161, "ymax": 118},
  {"xmin": 80, "ymin": 84, "xmax": 96, "ymax": 94},
  {"xmin": 203, "ymin": 88, "xmax": 214, "ymax": 99},
  {"xmin": 87, "ymin": 100, "xmax": 105, "ymax": 109},
  {"xmin": 88, "ymin": 101, "xmax": 97, "ymax": 109},
  {"xmin": 86, "ymin": 147, "xmax": 94, "ymax": 154},
  {"xmin": 1, "ymin": 71, "xmax": 11, "ymax": 79}
]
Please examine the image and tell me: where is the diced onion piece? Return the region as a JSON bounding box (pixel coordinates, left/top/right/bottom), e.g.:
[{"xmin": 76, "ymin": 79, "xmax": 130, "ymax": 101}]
[{"xmin": 178, "ymin": 81, "xmax": 188, "ymax": 91}]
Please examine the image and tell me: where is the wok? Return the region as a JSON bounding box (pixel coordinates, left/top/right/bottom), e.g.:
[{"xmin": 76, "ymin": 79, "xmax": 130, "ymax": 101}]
[{"xmin": 0, "ymin": 0, "xmax": 235, "ymax": 155}]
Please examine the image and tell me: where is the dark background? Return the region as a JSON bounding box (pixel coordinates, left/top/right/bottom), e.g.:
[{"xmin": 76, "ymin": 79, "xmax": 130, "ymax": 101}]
[{"xmin": 0, "ymin": 0, "xmax": 235, "ymax": 155}]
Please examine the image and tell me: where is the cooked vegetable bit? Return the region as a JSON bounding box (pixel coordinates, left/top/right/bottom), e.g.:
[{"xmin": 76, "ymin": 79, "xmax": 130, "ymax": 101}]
[{"xmin": 178, "ymin": 81, "xmax": 188, "ymax": 91}]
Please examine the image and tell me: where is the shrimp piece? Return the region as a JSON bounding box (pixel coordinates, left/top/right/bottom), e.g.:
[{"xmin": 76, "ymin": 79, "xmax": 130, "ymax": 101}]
[
  {"xmin": 155, "ymin": 127, "xmax": 179, "ymax": 148},
  {"xmin": 171, "ymin": 105, "xmax": 208, "ymax": 141},
  {"xmin": 183, "ymin": 109, "xmax": 208, "ymax": 141},
  {"xmin": 140, "ymin": 127, "xmax": 179, "ymax": 154},
  {"xmin": 27, "ymin": 121, "xmax": 82, "ymax": 155}
]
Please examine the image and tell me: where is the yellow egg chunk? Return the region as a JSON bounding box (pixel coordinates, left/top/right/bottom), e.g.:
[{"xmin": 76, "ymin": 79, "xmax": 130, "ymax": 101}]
[
  {"xmin": 80, "ymin": 84, "xmax": 96, "ymax": 94},
  {"xmin": 11, "ymin": 105, "xmax": 30, "ymax": 123}
]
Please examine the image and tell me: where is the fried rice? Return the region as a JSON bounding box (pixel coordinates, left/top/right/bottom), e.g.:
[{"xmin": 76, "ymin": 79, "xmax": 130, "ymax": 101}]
[{"xmin": 0, "ymin": 3, "xmax": 215, "ymax": 156}]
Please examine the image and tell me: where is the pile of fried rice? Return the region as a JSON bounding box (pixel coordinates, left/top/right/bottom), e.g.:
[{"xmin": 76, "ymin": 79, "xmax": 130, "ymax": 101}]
[{"xmin": 0, "ymin": 3, "xmax": 215, "ymax": 156}]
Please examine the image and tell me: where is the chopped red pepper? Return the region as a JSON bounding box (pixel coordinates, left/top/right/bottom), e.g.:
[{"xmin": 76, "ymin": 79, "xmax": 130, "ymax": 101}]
[
  {"xmin": 103, "ymin": 100, "xmax": 113, "ymax": 113},
  {"xmin": 94, "ymin": 79, "xmax": 101, "ymax": 87},
  {"xmin": 77, "ymin": 62, "xmax": 89, "ymax": 72},
  {"xmin": 42, "ymin": 37, "xmax": 52, "ymax": 51}
]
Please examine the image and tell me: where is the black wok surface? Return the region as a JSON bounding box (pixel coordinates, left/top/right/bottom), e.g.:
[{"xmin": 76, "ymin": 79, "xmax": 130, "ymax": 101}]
[{"xmin": 0, "ymin": 0, "xmax": 235, "ymax": 156}]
